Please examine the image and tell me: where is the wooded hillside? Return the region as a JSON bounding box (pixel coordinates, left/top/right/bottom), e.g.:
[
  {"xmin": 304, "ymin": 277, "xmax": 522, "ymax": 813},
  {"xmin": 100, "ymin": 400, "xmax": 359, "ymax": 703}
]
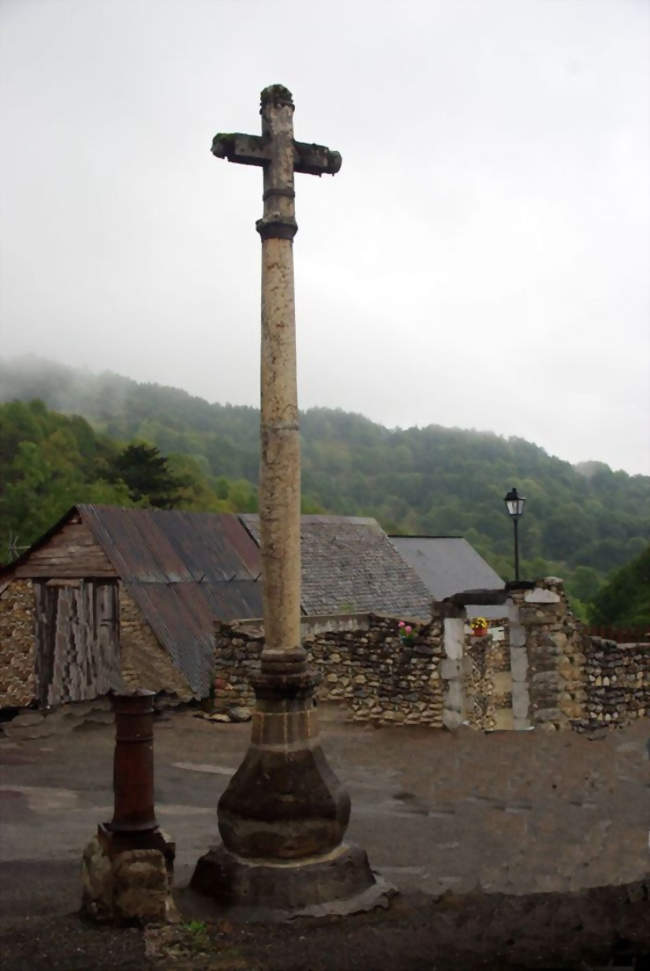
[{"xmin": 2, "ymin": 357, "xmax": 648, "ymax": 616}]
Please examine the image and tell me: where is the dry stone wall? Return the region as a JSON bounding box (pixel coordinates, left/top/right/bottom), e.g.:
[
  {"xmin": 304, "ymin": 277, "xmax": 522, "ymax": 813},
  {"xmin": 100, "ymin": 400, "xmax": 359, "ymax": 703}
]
[
  {"xmin": 214, "ymin": 613, "xmax": 445, "ymax": 726},
  {"xmin": 0, "ymin": 580, "xmax": 36, "ymax": 708},
  {"xmin": 119, "ymin": 584, "xmax": 192, "ymax": 701},
  {"xmin": 462, "ymin": 621, "xmax": 514, "ymax": 732},
  {"xmin": 213, "ymin": 579, "xmax": 648, "ymax": 734},
  {"xmin": 509, "ymin": 579, "xmax": 588, "ymax": 732},
  {"xmin": 577, "ymin": 636, "xmax": 648, "ymax": 731}
]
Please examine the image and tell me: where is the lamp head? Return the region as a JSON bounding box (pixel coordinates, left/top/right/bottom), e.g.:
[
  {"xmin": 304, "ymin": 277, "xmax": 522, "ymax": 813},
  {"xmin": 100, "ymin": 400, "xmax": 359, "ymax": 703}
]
[{"xmin": 504, "ymin": 487, "xmax": 526, "ymax": 519}]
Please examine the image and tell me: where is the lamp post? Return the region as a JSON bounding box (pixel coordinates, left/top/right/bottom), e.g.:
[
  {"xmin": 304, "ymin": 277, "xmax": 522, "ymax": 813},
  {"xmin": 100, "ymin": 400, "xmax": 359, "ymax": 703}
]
[{"xmin": 504, "ymin": 487, "xmax": 526, "ymax": 581}]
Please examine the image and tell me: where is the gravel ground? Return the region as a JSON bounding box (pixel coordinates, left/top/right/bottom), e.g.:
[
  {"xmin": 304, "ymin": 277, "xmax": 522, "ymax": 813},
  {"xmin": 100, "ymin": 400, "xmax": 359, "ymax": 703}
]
[{"xmin": 1, "ymin": 707, "xmax": 649, "ymax": 969}]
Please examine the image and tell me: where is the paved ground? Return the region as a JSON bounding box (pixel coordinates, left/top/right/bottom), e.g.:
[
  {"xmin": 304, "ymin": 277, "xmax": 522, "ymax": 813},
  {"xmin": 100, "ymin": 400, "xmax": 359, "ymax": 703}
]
[{"xmin": 1, "ymin": 705, "xmax": 649, "ymax": 968}]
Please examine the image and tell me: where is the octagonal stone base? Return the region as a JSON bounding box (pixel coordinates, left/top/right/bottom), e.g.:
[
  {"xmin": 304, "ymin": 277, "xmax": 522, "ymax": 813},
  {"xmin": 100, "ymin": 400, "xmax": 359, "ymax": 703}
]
[{"xmin": 190, "ymin": 841, "xmax": 393, "ymax": 921}]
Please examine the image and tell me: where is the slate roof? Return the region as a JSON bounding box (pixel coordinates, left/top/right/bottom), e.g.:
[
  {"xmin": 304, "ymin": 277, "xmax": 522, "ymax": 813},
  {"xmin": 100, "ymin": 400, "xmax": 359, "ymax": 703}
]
[
  {"xmin": 240, "ymin": 514, "xmax": 432, "ymax": 618},
  {"xmin": 389, "ymin": 535, "xmax": 504, "ymax": 602}
]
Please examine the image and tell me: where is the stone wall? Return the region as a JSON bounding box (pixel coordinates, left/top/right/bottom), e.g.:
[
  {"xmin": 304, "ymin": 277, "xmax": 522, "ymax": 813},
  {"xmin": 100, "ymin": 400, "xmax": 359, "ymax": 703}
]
[
  {"xmin": 213, "ymin": 580, "xmax": 648, "ymax": 734},
  {"xmin": 462, "ymin": 619, "xmax": 514, "ymax": 732},
  {"xmin": 118, "ymin": 584, "xmax": 193, "ymax": 702},
  {"xmin": 508, "ymin": 579, "xmax": 588, "ymax": 732},
  {"xmin": 576, "ymin": 636, "xmax": 649, "ymax": 731},
  {"xmin": 214, "ymin": 613, "xmax": 445, "ymax": 726},
  {"xmin": 0, "ymin": 580, "xmax": 36, "ymax": 708}
]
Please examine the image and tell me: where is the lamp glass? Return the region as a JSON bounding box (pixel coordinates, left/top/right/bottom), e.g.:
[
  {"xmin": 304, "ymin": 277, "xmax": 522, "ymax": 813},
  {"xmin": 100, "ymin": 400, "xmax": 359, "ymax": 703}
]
[{"xmin": 504, "ymin": 489, "xmax": 526, "ymax": 519}]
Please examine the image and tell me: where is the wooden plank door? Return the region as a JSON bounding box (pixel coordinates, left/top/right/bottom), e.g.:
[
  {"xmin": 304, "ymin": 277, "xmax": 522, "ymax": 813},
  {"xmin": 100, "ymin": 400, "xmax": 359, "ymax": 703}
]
[{"xmin": 34, "ymin": 579, "xmax": 120, "ymax": 707}]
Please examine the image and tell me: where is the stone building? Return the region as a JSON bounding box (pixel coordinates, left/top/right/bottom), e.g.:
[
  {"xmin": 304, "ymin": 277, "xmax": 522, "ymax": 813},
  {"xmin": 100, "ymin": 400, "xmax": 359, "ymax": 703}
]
[{"xmin": 0, "ymin": 506, "xmax": 431, "ymax": 709}]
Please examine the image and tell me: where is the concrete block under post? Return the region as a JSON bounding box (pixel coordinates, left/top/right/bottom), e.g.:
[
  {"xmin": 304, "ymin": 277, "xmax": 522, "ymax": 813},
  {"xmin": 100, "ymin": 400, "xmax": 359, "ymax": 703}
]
[{"xmin": 81, "ymin": 691, "xmax": 177, "ymax": 924}]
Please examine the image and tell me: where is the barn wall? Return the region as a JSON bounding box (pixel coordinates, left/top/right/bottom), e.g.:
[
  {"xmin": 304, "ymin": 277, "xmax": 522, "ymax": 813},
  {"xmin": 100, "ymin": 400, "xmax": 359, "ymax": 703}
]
[
  {"xmin": 13, "ymin": 517, "xmax": 116, "ymax": 579},
  {"xmin": 119, "ymin": 583, "xmax": 193, "ymax": 700},
  {"xmin": 0, "ymin": 579, "xmax": 37, "ymax": 707}
]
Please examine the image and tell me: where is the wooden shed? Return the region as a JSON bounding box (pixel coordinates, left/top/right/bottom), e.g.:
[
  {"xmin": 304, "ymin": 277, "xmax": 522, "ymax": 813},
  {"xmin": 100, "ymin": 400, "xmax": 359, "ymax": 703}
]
[{"xmin": 0, "ymin": 505, "xmax": 263, "ymax": 709}]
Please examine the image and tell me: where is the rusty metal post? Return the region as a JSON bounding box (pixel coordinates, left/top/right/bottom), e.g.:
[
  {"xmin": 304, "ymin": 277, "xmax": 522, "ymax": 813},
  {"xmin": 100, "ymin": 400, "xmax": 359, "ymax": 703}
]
[
  {"xmin": 82, "ymin": 689, "xmax": 176, "ymax": 923},
  {"xmin": 108, "ymin": 690, "xmax": 158, "ymax": 835}
]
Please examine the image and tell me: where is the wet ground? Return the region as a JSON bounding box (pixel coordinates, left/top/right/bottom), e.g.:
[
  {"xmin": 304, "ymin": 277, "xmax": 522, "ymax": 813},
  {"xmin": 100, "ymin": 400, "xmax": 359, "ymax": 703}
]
[{"xmin": 1, "ymin": 706, "xmax": 649, "ymax": 968}]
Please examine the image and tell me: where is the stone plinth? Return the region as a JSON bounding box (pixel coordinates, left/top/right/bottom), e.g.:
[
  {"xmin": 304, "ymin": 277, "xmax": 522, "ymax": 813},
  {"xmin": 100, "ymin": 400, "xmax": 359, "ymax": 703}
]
[
  {"xmin": 82, "ymin": 825, "xmax": 177, "ymax": 924},
  {"xmin": 191, "ymin": 842, "xmax": 387, "ymax": 921},
  {"xmin": 217, "ymin": 671, "xmax": 349, "ymax": 859},
  {"xmin": 191, "ymin": 670, "xmax": 392, "ymax": 918}
]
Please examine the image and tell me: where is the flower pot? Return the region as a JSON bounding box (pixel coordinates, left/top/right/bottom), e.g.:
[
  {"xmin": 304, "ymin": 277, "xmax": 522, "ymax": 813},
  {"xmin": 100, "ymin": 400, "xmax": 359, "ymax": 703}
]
[{"xmin": 472, "ymin": 629, "xmax": 488, "ymax": 637}]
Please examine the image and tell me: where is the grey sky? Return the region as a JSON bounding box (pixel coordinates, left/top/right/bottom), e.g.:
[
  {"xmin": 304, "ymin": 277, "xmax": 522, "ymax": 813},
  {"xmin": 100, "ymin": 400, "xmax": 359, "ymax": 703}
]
[{"xmin": 1, "ymin": 0, "xmax": 648, "ymax": 474}]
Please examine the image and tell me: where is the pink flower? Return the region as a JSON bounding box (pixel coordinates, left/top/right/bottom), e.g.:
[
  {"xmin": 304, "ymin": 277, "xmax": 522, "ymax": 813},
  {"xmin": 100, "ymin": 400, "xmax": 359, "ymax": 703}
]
[
  {"xmin": 405, "ymin": 625, "xmax": 412, "ymax": 634},
  {"xmin": 398, "ymin": 621, "xmax": 405, "ymax": 628}
]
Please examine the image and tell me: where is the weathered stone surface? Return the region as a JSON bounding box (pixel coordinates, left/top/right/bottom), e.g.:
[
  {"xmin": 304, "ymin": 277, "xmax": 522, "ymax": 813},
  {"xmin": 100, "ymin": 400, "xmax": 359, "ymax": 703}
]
[
  {"xmin": 525, "ymin": 587, "xmax": 561, "ymax": 604},
  {"xmin": 216, "ymin": 671, "xmax": 350, "ymax": 861},
  {"xmin": 113, "ymin": 851, "xmax": 170, "ymax": 923},
  {"xmin": 81, "ymin": 834, "xmax": 114, "ymax": 921},
  {"xmin": 81, "ymin": 836, "xmax": 176, "ymax": 925},
  {"xmin": 119, "ymin": 584, "xmax": 192, "ymax": 700},
  {"xmin": 227, "ymin": 706, "xmax": 252, "ymax": 722},
  {"xmin": 214, "ymin": 612, "xmax": 445, "ymax": 729},
  {"xmin": 445, "ymin": 681, "xmax": 464, "ymax": 713},
  {"xmin": 510, "ymin": 623, "xmax": 526, "ymax": 648},
  {"xmin": 0, "ymin": 579, "xmax": 37, "ymax": 707},
  {"xmin": 491, "ymin": 671, "xmax": 512, "ymax": 695},
  {"xmin": 510, "ymin": 647, "xmax": 528, "ymax": 682},
  {"xmin": 440, "ymin": 658, "xmax": 461, "ymax": 680},
  {"xmin": 512, "ymin": 685, "xmax": 530, "ymax": 720},
  {"xmin": 442, "ymin": 709, "xmax": 465, "ymax": 731},
  {"xmin": 491, "ymin": 708, "xmax": 514, "ymax": 731},
  {"xmin": 443, "ymin": 618, "xmax": 464, "ymax": 660},
  {"xmin": 191, "ymin": 841, "xmax": 392, "ymax": 920}
]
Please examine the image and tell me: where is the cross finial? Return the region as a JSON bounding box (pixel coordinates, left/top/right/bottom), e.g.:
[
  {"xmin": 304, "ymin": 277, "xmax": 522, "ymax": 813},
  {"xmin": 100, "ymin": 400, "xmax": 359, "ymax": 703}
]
[{"xmin": 260, "ymin": 84, "xmax": 294, "ymax": 111}]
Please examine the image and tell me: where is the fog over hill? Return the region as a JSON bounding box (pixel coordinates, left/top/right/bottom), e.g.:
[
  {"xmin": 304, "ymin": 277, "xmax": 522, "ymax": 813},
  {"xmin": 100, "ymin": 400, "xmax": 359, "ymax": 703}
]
[{"xmin": 1, "ymin": 356, "xmax": 648, "ymax": 610}]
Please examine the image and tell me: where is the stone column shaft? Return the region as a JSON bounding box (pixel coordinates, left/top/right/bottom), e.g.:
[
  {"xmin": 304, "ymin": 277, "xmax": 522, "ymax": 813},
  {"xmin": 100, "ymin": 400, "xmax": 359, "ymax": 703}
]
[
  {"xmin": 257, "ymin": 90, "xmax": 303, "ymax": 667},
  {"xmin": 259, "ymin": 237, "xmax": 301, "ymax": 659}
]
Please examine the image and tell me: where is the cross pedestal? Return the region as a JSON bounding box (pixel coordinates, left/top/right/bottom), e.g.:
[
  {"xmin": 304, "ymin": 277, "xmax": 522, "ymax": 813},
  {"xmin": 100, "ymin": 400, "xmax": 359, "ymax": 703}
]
[{"xmin": 191, "ymin": 85, "xmax": 391, "ymax": 918}]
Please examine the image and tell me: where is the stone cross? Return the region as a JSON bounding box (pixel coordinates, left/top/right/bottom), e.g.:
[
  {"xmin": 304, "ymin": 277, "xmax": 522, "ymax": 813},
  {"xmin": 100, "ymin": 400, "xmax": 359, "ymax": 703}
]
[
  {"xmin": 212, "ymin": 85, "xmax": 341, "ymax": 672},
  {"xmin": 192, "ymin": 86, "xmax": 388, "ymax": 916}
]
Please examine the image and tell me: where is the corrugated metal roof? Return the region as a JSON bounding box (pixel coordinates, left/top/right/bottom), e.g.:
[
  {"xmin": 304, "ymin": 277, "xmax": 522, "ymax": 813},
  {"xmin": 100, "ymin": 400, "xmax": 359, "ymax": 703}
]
[
  {"xmin": 241, "ymin": 514, "xmax": 432, "ymax": 619},
  {"xmin": 124, "ymin": 580, "xmax": 262, "ymax": 696},
  {"xmin": 389, "ymin": 536, "xmax": 504, "ymax": 601},
  {"xmin": 80, "ymin": 505, "xmax": 261, "ymax": 583},
  {"xmin": 80, "ymin": 506, "xmax": 263, "ymax": 695}
]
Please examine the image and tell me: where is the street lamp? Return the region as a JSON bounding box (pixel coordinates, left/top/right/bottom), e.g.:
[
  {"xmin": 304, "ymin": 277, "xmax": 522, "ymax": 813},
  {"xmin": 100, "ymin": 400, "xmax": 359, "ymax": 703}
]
[{"xmin": 504, "ymin": 487, "xmax": 526, "ymax": 581}]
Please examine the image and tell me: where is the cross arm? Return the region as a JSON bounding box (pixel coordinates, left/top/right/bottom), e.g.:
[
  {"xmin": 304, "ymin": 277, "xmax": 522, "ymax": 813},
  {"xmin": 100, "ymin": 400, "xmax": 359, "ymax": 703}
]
[{"xmin": 211, "ymin": 133, "xmax": 342, "ymax": 176}]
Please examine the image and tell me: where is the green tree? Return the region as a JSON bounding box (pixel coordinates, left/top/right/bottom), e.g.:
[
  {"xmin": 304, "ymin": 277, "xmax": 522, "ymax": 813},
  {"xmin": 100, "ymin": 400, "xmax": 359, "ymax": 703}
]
[
  {"xmin": 111, "ymin": 444, "xmax": 187, "ymax": 509},
  {"xmin": 565, "ymin": 565, "xmax": 603, "ymax": 604},
  {"xmin": 588, "ymin": 545, "xmax": 650, "ymax": 629}
]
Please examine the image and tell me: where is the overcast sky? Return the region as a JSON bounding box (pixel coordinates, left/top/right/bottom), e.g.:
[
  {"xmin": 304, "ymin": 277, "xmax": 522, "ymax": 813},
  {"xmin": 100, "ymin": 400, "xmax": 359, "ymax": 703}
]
[{"xmin": 1, "ymin": 0, "xmax": 648, "ymax": 475}]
